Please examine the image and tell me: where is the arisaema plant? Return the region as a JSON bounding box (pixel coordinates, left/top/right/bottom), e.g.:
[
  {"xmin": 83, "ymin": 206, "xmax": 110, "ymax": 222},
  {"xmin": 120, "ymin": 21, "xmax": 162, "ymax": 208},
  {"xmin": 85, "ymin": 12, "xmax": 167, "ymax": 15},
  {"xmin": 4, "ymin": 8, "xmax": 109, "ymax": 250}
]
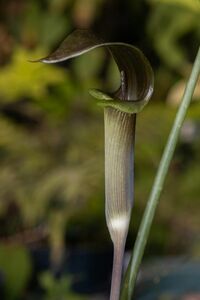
[
  {"xmin": 33, "ymin": 29, "xmax": 200, "ymax": 300},
  {"xmin": 34, "ymin": 29, "xmax": 154, "ymax": 300}
]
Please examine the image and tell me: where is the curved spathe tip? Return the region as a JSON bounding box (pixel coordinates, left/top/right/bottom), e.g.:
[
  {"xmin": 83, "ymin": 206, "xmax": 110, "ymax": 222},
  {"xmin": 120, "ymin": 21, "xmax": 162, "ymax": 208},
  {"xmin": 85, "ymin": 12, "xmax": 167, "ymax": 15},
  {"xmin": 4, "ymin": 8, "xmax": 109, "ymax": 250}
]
[{"xmin": 33, "ymin": 29, "xmax": 154, "ymax": 110}]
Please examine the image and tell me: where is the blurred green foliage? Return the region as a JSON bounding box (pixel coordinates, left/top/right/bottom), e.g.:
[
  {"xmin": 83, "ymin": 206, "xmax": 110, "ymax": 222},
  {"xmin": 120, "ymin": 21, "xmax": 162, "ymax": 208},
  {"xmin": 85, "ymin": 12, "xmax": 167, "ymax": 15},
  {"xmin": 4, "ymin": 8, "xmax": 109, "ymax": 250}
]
[
  {"xmin": 0, "ymin": 0, "xmax": 200, "ymax": 298},
  {"xmin": 40, "ymin": 272, "xmax": 85, "ymax": 300},
  {"xmin": 0, "ymin": 48, "xmax": 67, "ymax": 102},
  {"xmin": 0, "ymin": 244, "xmax": 32, "ymax": 299},
  {"xmin": 148, "ymin": 0, "xmax": 200, "ymax": 71}
]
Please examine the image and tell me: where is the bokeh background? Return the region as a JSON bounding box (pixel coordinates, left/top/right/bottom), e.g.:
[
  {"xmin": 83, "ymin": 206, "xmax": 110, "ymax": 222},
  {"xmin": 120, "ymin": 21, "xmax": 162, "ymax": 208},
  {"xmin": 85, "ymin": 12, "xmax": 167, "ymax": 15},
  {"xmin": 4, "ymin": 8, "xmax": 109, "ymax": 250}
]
[{"xmin": 0, "ymin": 0, "xmax": 200, "ymax": 299}]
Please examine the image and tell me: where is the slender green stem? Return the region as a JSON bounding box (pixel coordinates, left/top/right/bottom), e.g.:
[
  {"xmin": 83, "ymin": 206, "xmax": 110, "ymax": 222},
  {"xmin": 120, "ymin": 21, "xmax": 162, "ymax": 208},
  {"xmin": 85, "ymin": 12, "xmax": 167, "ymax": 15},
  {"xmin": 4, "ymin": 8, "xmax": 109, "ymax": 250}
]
[
  {"xmin": 120, "ymin": 47, "xmax": 200, "ymax": 300},
  {"xmin": 110, "ymin": 241, "xmax": 126, "ymax": 300}
]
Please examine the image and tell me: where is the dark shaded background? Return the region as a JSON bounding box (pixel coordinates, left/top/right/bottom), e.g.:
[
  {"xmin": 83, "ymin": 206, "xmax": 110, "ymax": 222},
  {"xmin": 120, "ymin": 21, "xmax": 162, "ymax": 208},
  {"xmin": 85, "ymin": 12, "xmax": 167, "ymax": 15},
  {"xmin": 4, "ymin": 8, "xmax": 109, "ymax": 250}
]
[{"xmin": 0, "ymin": 0, "xmax": 200, "ymax": 299}]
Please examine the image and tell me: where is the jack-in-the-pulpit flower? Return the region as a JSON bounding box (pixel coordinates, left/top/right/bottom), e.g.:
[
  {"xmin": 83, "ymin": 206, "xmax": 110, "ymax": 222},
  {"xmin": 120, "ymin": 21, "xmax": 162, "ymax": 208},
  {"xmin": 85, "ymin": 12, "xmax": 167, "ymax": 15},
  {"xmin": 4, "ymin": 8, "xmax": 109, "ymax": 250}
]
[{"xmin": 34, "ymin": 29, "xmax": 154, "ymax": 300}]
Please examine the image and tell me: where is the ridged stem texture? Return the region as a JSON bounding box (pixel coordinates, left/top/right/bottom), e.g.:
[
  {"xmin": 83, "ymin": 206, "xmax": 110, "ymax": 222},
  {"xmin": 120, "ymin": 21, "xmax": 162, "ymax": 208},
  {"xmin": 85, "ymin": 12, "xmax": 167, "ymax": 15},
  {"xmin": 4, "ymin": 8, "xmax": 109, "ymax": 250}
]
[
  {"xmin": 104, "ymin": 107, "xmax": 136, "ymax": 300},
  {"xmin": 120, "ymin": 46, "xmax": 200, "ymax": 300}
]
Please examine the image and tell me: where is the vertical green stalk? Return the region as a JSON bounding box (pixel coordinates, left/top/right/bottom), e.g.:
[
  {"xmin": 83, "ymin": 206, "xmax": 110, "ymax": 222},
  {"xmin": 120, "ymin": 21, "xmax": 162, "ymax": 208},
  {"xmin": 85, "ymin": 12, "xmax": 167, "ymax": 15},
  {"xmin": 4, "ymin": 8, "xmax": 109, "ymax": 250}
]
[
  {"xmin": 104, "ymin": 108, "xmax": 136, "ymax": 300},
  {"xmin": 120, "ymin": 46, "xmax": 200, "ymax": 300}
]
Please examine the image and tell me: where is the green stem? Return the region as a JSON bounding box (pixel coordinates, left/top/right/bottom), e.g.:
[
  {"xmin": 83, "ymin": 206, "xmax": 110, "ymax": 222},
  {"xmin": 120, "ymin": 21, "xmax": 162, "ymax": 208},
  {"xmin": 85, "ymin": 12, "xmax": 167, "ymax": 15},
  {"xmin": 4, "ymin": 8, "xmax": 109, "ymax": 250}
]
[
  {"xmin": 110, "ymin": 241, "xmax": 126, "ymax": 300},
  {"xmin": 120, "ymin": 46, "xmax": 200, "ymax": 300}
]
